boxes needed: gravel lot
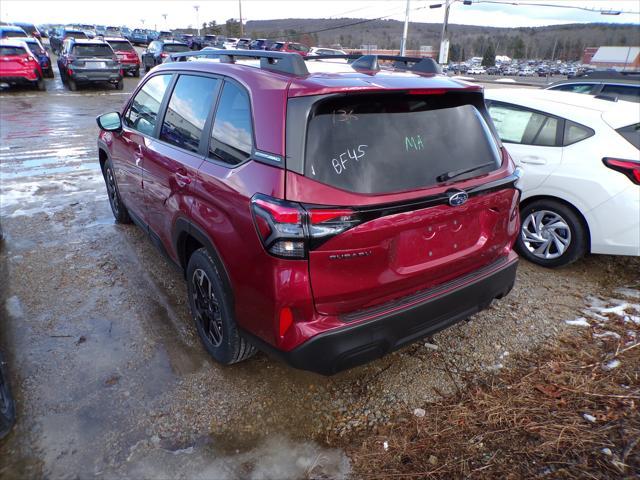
[1,67,638,479]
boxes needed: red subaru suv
[105,37,141,77]
[0,39,45,90]
[96,51,520,375]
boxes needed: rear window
[66,32,87,39]
[0,46,25,55]
[72,44,113,57]
[108,41,134,52]
[25,42,45,55]
[304,93,501,194]
[164,43,189,53]
[617,123,640,150]
[600,84,640,103]
[2,30,28,38]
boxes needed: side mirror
[96,112,122,131]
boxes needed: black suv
[50,28,87,55]
[141,40,190,71]
[57,38,123,91]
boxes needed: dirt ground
[1,70,638,479]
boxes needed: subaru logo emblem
[448,190,468,207]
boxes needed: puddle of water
[108,434,350,480]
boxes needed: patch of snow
[583,413,597,423]
[413,408,426,418]
[5,296,24,318]
[383,441,389,451]
[565,317,590,327]
[603,359,621,371]
[601,448,612,456]
[593,331,621,340]
[614,288,640,300]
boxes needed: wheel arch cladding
[520,194,591,251]
[173,219,235,305]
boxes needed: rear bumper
[120,63,139,71]
[245,255,518,375]
[0,74,38,84]
[70,70,122,83]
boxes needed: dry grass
[348,305,639,479]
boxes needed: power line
[263,4,427,40]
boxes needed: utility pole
[194,5,200,35]
[162,14,168,30]
[239,0,244,36]
[400,0,410,56]
[438,0,451,64]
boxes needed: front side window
[160,75,219,153]
[488,103,560,147]
[124,74,172,136]
[304,93,502,194]
[209,82,253,165]
[1,30,27,39]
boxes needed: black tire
[133,68,140,78]
[0,351,16,440]
[116,79,124,90]
[516,199,587,268]
[186,248,256,365]
[67,77,77,91]
[101,159,131,224]
[36,76,45,91]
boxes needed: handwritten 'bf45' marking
[332,145,368,175]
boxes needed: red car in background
[271,41,310,56]
[0,39,45,90]
[105,37,140,77]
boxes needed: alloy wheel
[191,268,223,347]
[521,209,572,260]
[105,167,120,216]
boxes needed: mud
[1,71,638,479]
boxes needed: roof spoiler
[168,49,442,76]
[309,54,442,74]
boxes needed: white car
[485,89,639,267]
[308,47,347,56]
[467,66,486,75]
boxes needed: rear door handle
[520,156,547,165]
[175,169,191,187]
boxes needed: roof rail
[168,48,310,76]
[308,54,441,74]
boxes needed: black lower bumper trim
[243,258,518,375]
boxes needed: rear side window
[67,32,87,39]
[488,103,560,147]
[209,82,253,165]
[124,74,172,136]
[25,42,45,55]
[600,85,640,103]
[617,123,640,150]
[160,75,219,154]
[563,121,594,146]
[304,93,501,194]
[550,84,595,94]
[0,46,25,55]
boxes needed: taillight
[251,194,360,259]
[21,54,35,64]
[251,195,306,259]
[603,158,640,185]
[160,52,168,58]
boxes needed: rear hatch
[0,46,31,75]
[285,90,518,316]
[72,43,118,70]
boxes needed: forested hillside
[233,18,639,60]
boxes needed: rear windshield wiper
[436,161,496,183]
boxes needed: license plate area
[86,61,106,68]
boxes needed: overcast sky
[2,0,639,30]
